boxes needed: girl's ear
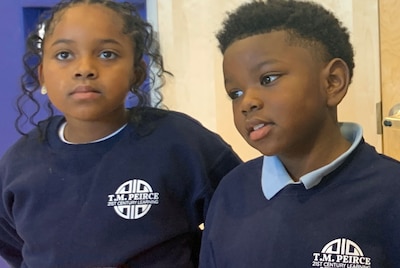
[38,63,44,85]
[323,58,350,107]
[132,60,147,88]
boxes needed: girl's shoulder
[128,107,215,137]
[0,116,63,163]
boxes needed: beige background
[154,0,382,161]
[379,0,400,160]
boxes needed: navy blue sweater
[200,141,400,267]
[0,109,241,267]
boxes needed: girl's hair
[17,0,171,136]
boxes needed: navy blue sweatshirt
[200,141,400,267]
[0,109,242,267]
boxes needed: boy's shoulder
[355,141,400,172]
[215,141,400,193]
[217,156,263,187]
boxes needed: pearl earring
[41,86,47,95]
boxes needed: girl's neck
[59,121,127,144]
[63,111,129,144]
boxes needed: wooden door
[379,0,400,160]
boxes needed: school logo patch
[107,179,160,219]
[312,238,371,268]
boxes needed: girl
[0,0,241,267]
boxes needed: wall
[379,0,400,160]
[0,0,26,158]
[157,0,381,161]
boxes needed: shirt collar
[261,122,363,200]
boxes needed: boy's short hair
[216,0,355,81]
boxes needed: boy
[200,0,400,267]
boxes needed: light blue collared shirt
[261,122,363,200]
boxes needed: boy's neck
[279,132,351,182]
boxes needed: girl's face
[39,3,137,123]
[223,31,333,158]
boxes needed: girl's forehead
[43,3,132,49]
[49,3,124,34]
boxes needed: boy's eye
[56,51,72,60]
[227,89,243,100]
[260,74,279,85]
[99,51,117,59]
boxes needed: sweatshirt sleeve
[0,188,23,267]
[0,157,24,267]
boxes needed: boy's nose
[241,91,263,116]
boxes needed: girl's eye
[227,89,243,100]
[260,74,279,86]
[56,51,72,60]
[99,51,117,59]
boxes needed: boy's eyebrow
[252,59,280,71]
[224,78,232,86]
[50,38,123,47]
[224,59,280,85]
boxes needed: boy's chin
[247,141,276,157]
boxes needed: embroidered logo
[312,238,371,268]
[107,179,159,219]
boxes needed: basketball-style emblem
[107,179,160,220]
[321,238,363,256]
[312,238,371,267]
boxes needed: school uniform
[200,123,400,267]
[0,108,242,268]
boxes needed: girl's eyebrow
[50,39,74,47]
[97,39,123,47]
[50,38,123,47]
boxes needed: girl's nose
[74,58,98,79]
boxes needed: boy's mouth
[253,123,265,131]
[245,120,273,141]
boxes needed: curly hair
[17,0,171,135]
[216,0,354,80]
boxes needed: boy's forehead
[222,31,325,73]
[224,30,291,54]
[226,29,329,63]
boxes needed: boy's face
[223,31,332,157]
[39,4,136,123]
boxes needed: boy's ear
[323,58,350,107]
